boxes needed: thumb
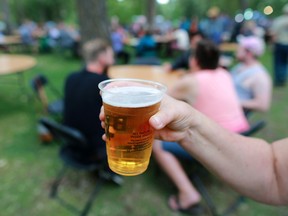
[150,113,166,130]
[149,95,174,130]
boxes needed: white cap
[238,36,265,57]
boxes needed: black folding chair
[31,74,64,116]
[190,120,266,216]
[39,117,122,216]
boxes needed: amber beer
[99,79,166,176]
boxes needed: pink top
[193,68,249,133]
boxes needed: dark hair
[194,40,219,69]
[82,39,110,63]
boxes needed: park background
[1,0,288,215]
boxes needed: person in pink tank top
[153,40,249,214]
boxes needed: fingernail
[151,116,162,129]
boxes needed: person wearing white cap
[231,36,272,114]
[270,3,288,86]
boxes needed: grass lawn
[0,49,288,216]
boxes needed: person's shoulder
[197,68,233,84]
[180,73,195,81]
[245,64,270,87]
[215,68,233,79]
[84,71,108,80]
[252,63,269,75]
[192,70,214,83]
[217,67,230,73]
[171,73,197,96]
[64,70,83,90]
[66,70,82,81]
[174,73,195,88]
[196,68,226,76]
[253,64,271,80]
[97,73,109,82]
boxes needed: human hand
[100,94,198,143]
[149,95,198,142]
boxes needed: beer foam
[102,86,163,107]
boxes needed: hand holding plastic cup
[99,78,166,176]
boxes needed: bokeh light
[157,0,170,4]
[235,13,244,23]
[264,6,273,15]
[244,8,254,20]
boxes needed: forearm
[150,96,285,204]
[241,99,269,112]
[180,110,282,204]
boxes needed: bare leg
[153,140,201,209]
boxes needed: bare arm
[149,95,288,205]
[241,70,272,112]
[168,75,197,104]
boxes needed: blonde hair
[82,39,110,63]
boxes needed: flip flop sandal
[168,195,205,215]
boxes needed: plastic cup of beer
[99,78,166,176]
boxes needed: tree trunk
[239,0,248,12]
[76,0,111,44]
[0,0,12,34]
[146,0,156,31]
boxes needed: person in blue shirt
[111,25,130,64]
[136,30,157,57]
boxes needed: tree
[9,0,75,24]
[146,0,156,30]
[76,0,111,44]
[108,0,145,25]
[239,0,248,12]
[0,0,12,34]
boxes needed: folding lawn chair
[39,117,123,216]
[31,74,64,117]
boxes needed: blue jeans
[162,141,194,161]
[274,43,288,85]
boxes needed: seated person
[171,27,190,51]
[153,40,249,214]
[63,39,113,162]
[163,31,204,72]
[136,30,157,57]
[111,25,130,64]
[231,36,272,114]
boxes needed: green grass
[0,49,288,216]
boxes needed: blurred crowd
[108,6,276,66]
[15,20,80,56]
[0,6,273,56]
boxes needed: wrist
[178,103,203,146]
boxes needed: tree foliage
[8,0,75,24]
[107,0,146,24]
[5,0,287,26]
